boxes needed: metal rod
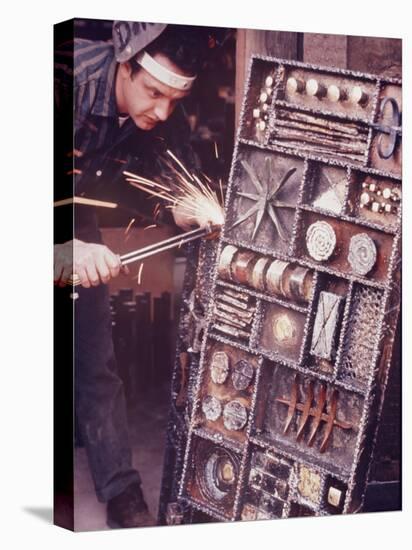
[120,226,209,261]
[120,227,212,265]
[69,225,219,287]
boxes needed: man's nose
[154,99,173,121]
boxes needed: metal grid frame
[159,56,401,525]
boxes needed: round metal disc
[348,233,377,276]
[223,400,248,431]
[202,395,222,421]
[306,221,336,262]
[232,360,254,391]
[210,351,230,384]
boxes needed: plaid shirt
[54,37,196,239]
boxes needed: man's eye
[150,90,161,99]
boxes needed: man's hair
[129,25,210,78]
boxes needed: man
[54,21,211,529]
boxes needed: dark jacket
[54,38,197,242]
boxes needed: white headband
[135,51,196,91]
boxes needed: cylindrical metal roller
[265,259,289,297]
[218,245,238,281]
[248,256,270,292]
[232,250,258,285]
[283,265,314,302]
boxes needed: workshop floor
[74,385,170,532]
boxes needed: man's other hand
[172,196,224,231]
[172,197,210,231]
[54,239,125,288]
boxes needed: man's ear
[119,61,132,80]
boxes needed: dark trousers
[74,282,141,502]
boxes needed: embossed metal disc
[232,360,254,391]
[223,400,248,431]
[196,441,240,504]
[306,221,336,261]
[348,233,377,276]
[202,395,222,421]
[210,351,230,384]
[272,313,297,344]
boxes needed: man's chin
[134,117,158,131]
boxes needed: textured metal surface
[202,395,222,421]
[340,285,384,386]
[232,360,254,391]
[306,221,337,261]
[223,400,248,431]
[348,233,377,276]
[160,56,401,525]
[210,351,230,384]
[310,291,344,360]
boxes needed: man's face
[116,53,191,131]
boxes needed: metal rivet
[327,84,344,102]
[306,78,326,98]
[360,192,370,205]
[328,486,343,507]
[286,76,305,94]
[349,85,368,106]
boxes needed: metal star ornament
[230,157,297,241]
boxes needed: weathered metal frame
[159,55,401,524]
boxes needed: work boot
[107,482,156,529]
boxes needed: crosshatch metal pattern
[159,56,401,525]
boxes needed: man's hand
[172,201,196,231]
[54,239,124,288]
[172,196,214,231]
